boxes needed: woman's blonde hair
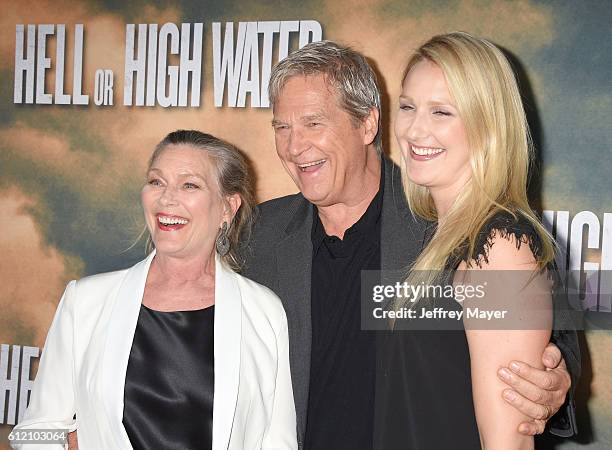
[400,32,555,301]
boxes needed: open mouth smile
[410,144,445,160]
[156,213,189,231]
[297,159,326,172]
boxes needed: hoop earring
[216,221,230,256]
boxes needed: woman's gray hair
[146,130,255,272]
[268,40,383,155]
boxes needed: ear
[362,107,380,147]
[222,193,242,225]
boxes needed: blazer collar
[212,256,242,450]
[276,199,313,442]
[101,251,241,450]
[380,156,428,277]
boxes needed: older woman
[376,32,559,449]
[11,130,297,450]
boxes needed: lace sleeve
[467,210,543,268]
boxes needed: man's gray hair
[268,40,382,155]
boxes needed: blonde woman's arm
[10,281,78,450]
[458,234,552,450]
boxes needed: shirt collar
[311,158,385,253]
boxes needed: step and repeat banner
[1,0,610,448]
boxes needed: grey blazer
[242,156,580,446]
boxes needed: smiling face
[272,75,377,207]
[395,60,472,206]
[141,145,235,260]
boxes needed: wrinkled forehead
[273,73,344,114]
[150,143,210,166]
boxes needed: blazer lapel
[274,199,313,443]
[101,252,242,450]
[101,251,155,449]
[381,158,427,280]
[212,255,242,450]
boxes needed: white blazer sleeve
[262,311,298,450]
[10,280,78,449]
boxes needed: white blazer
[12,252,297,450]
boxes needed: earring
[216,221,230,256]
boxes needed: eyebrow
[302,113,327,122]
[271,112,328,127]
[147,168,207,181]
[399,95,456,107]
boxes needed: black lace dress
[374,211,544,450]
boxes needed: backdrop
[1,0,610,449]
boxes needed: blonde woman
[376,33,571,449]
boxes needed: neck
[151,249,216,283]
[317,153,381,239]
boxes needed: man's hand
[497,342,571,435]
[68,431,78,450]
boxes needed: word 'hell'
[14,24,88,105]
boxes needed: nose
[405,111,429,141]
[287,128,309,157]
[159,185,179,206]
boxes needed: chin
[405,170,429,188]
[299,183,329,204]
[302,193,327,206]
[152,241,186,255]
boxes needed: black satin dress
[123,304,214,450]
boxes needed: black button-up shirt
[304,161,384,450]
